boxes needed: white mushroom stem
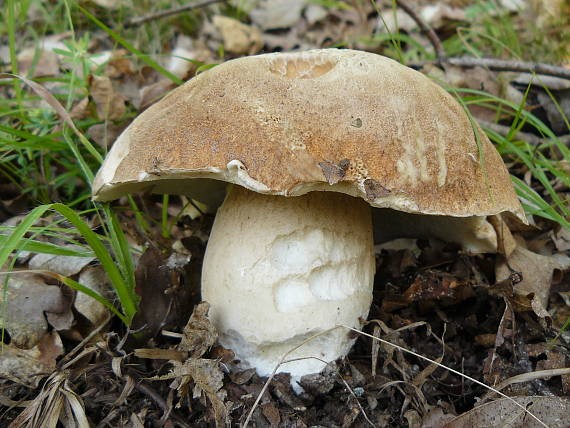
[202,186,375,385]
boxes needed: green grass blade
[0,235,94,257]
[0,203,137,323]
[101,204,137,306]
[46,272,128,325]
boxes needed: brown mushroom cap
[92,49,525,221]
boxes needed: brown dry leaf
[89,74,126,121]
[9,371,89,427]
[261,402,280,427]
[441,396,569,428]
[0,331,64,388]
[421,407,456,428]
[496,245,570,309]
[87,122,129,149]
[70,97,90,120]
[178,302,217,359]
[402,271,470,304]
[528,0,568,29]
[527,343,570,394]
[212,16,263,55]
[551,227,570,252]
[17,48,59,77]
[171,359,229,428]
[103,50,136,78]
[488,214,517,257]
[0,273,71,348]
[139,79,175,110]
[74,265,113,326]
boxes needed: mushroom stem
[202,185,375,384]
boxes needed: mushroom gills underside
[373,208,498,253]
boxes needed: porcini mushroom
[92,49,526,385]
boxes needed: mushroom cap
[92,49,525,221]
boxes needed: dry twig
[439,57,570,80]
[126,0,227,26]
[389,0,570,80]
[390,0,446,61]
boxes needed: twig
[390,0,446,62]
[384,1,570,80]
[479,120,570,146]
[440,57,570,80]
[343,325,549,428]
[126,0,227,26]
[480,367,570,402]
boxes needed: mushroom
[92,49,526,385]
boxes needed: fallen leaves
[496,245,569,310]
[88,74,126,121]
[212,16,263,56]
[440,396,570,428]
[143,302,230,428]
[0,273,71,349]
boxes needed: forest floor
[0,1,569,427]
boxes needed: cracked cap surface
[92,49,525,221]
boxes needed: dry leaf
[0,331,64,388]
[261,402,281,427]
[403,271,469,303]
[70,97,90,120]
[442,396,570,428]
[421,407,456,428]
[551,227,570,252]
[74,266,113,326]
[179,302,217,359]
[17,48,59,77]
[89,74,126,121]
[419,4,466,29]
[87,122,128,149]
[527,343,570,394]
[171,359,229,427]
[212,16,263,55]
[103,50,136,78]
[250,0,308,30]
[496,245,569,309]
[167,36,199,79]
[0,273,70,348]
[139,79,175,110]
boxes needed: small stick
[391,0,446,62]
[439,57,570,80]
[126,0,227,26]
[387,1,570,80]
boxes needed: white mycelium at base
[202,186,375,386]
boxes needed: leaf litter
[1,0,570,426]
